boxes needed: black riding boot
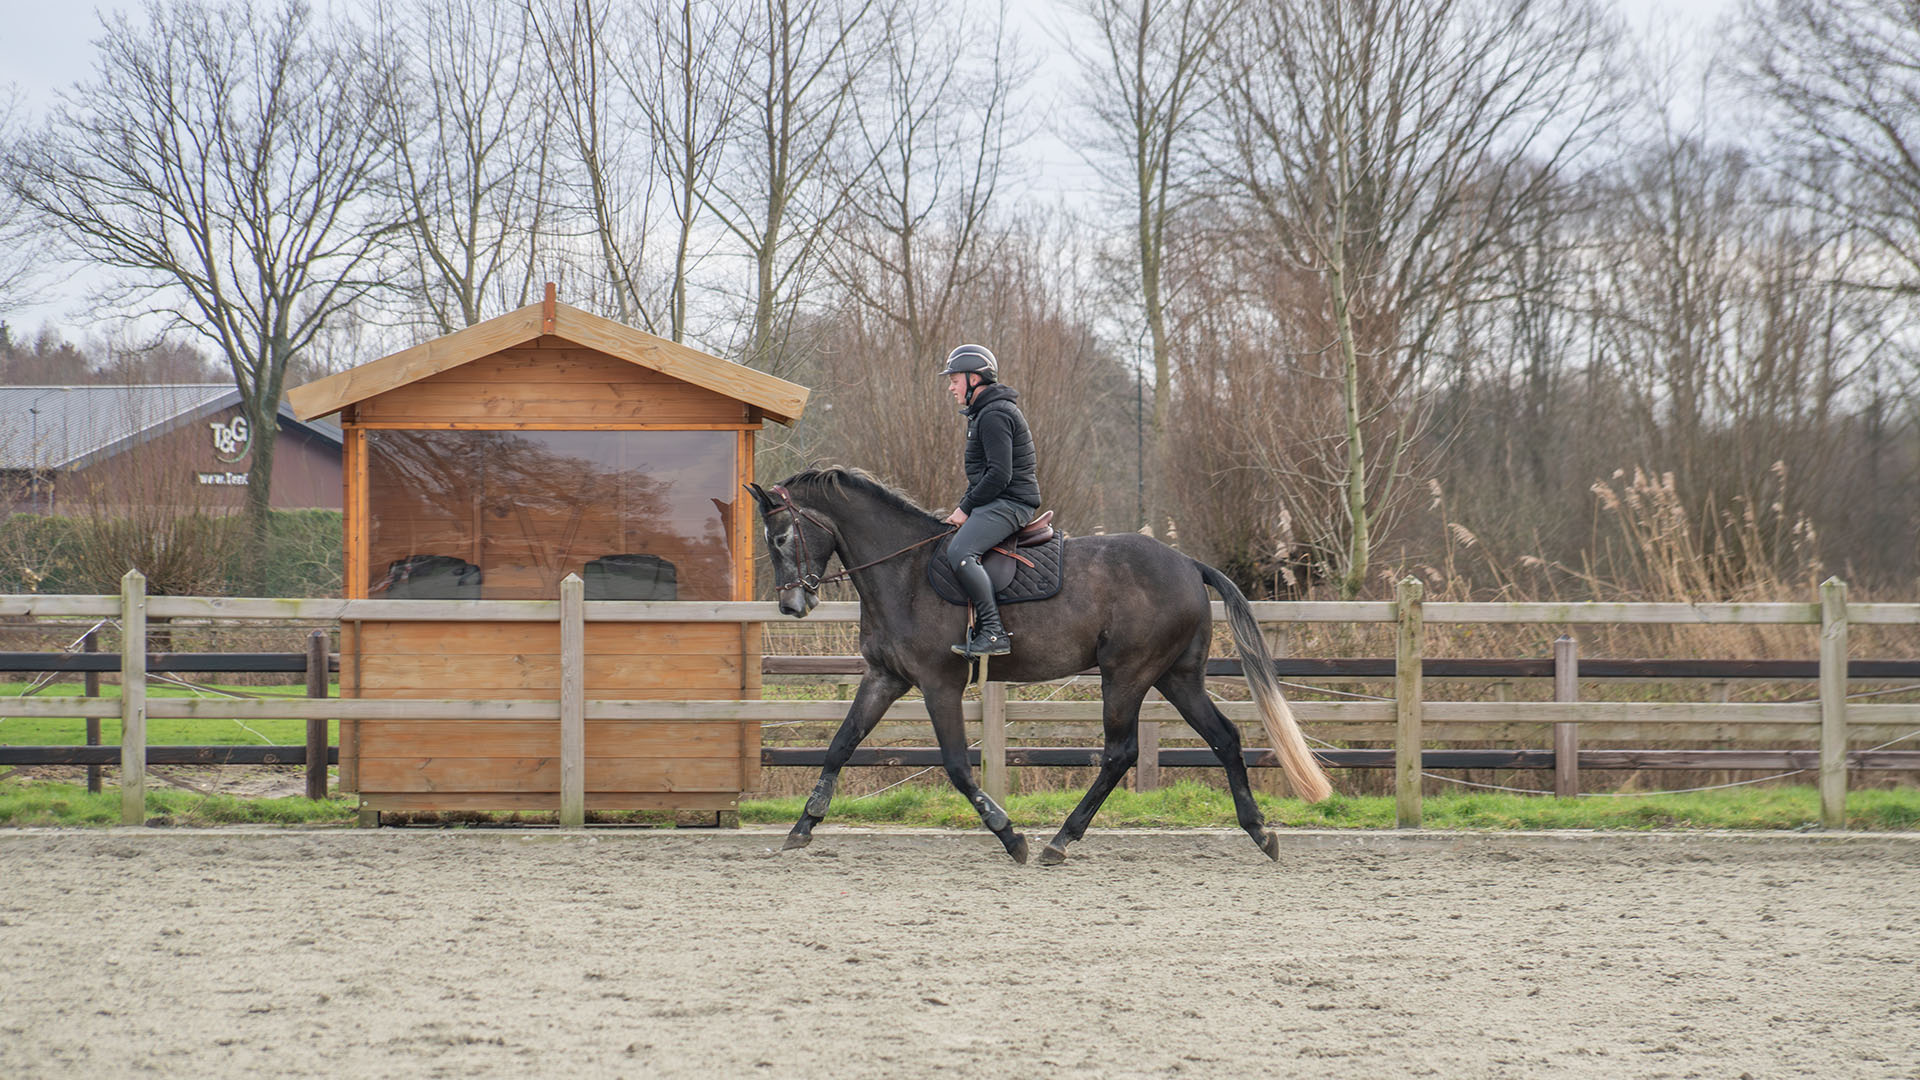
[952,555,1011,657]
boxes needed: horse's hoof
[782,831,813,851]
[1036,842,1068,866]
[1007,834,1029,865]
[1260,831,1280,861]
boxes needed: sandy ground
[1,827,1917,1080]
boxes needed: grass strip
[4,778,1917,830]
[0,781,357,827]
[741,781,1920,831]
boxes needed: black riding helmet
[940,343,998,383]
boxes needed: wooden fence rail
[1,574,1916,826]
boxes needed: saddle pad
[927,534,1066,606]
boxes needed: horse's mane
[779,466,939,524]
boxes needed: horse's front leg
[924,676,1029,864]
[784,667,910,851]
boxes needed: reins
[766,484,953,595]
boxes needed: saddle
[927,511,1066,606]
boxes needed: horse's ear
[744,482,772,511]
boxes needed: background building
[0,385,341,515]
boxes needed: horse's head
[746,481,836,618]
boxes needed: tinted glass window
[366,430,735,600]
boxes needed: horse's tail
[1195,561,1333,803]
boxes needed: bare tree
[0,326,94,384]
[618,0,754,343]
[1065,0,1237,527]
[374,0,558,332]
[1734,0,1920,579]
[707,0,886,377]
[526,0,666,330]
[1210,0,1623,597]
[828,0,1028,359]
[10,0,394,573]
[0,86,53,317]
[1738,0,1920,296]
[1585,128,1895,563]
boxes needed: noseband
[764,484,954,596]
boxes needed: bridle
[764,484,954,596]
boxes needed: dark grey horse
[748,468,1332,864]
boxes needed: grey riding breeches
[948,498,1037,571]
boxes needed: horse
[747,468,1332,864]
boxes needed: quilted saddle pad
[926,533,1066,606]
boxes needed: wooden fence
[2,572,1918,829]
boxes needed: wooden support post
[1553,634,1580,798]
[120,570,147,826]
[1819,577,1849,829]
[982,668,1007,806]
[1394,576,1424,828]
[305,630,329,800]
[84,629,101,794]
[560,573,586,828]
[1135,720,1161,792]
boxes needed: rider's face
[947,372,971,406]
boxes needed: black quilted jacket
[958,384,1040,513]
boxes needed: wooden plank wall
[343,620,758,806]
[353,343,749,425]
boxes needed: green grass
[743,780,1920,832]
[0,781,357,827]
[4,769,1918,832]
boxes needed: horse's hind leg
[1036,677,1148,866]
[924,679,1028,864]
[1156,666,1279,860]
[785,667,910,851]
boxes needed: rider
[941,343,1040,657]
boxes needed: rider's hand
[944,508,968,525]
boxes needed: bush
[254,509,341,597]
[0,508,341,597]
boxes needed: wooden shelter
[287,288,807,816]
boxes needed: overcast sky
[3,0,1736,337]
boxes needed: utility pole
[1135,366,1145,531]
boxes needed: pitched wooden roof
[286,298,809,424]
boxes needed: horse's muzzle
[778,587,818,618]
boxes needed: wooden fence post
[1819,577,1849,829]
[560,573,586,828]
[84,629,101,794]
[1395,576,1424,828]
[305,630,329,800]
[1135,719,1161,792]
[120,570,146,826]
[982,676,1007,805]
[1553,634,1580,798]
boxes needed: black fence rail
[0,652,341,674]
[0,632,336,799]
